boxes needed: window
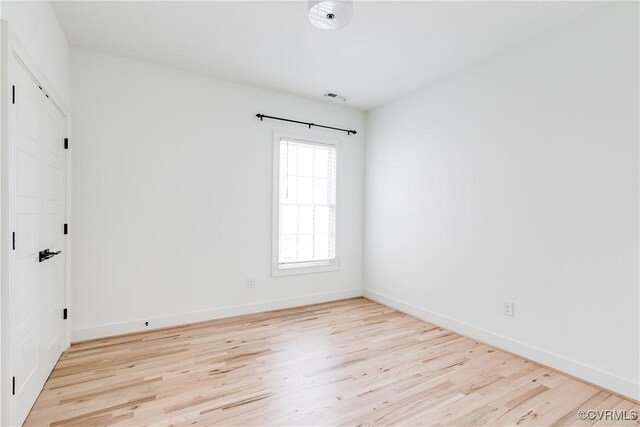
[273,133,338,275]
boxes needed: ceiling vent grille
[324,93,347,102]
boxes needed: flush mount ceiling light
[308,1,353,30]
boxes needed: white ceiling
[52,1,602,110]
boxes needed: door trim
[0,21,71,426]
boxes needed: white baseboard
[363,289,639,401]
[71,288,363,342]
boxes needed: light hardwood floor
[25,298,638,426]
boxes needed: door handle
[39,249,61,263]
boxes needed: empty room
[0,0,638,426]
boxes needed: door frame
[0,21,71,425]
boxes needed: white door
[8,57,67,426]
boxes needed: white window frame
[272,130,341,276]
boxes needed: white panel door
[9,57,67,426]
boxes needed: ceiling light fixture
[308,1,353,30]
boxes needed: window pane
[298,235,314,260]
[315,206,329,233]
[314,178,328,204]
[314,149,329,178]
[279,235,297,263]
[280,176,297,204]
[328,233,336,258]
[298,206,314,234]
[314,234,329,260]
[297,146,313,177]
[280,142,297,176]
[297,177,313,204]
[328,155,336,203]
[281,205,297,234]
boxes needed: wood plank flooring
[24,298,639,426]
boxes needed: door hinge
[63,308,68,320]
[64,224,68,235]
[64,138,69,150]
[12,232,15,250]
[12,85,15,104]
[12,376,15,395]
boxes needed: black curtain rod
[256,113,357,135]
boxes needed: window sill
[272,261,339,277]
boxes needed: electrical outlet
[503,302,514,317]
[247,278,255,289]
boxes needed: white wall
[0,1,70,105]
[70,48,364,341]
[364,3,639,399]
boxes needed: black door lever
[39,249,61,263]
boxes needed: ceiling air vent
[324,92,347,102]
